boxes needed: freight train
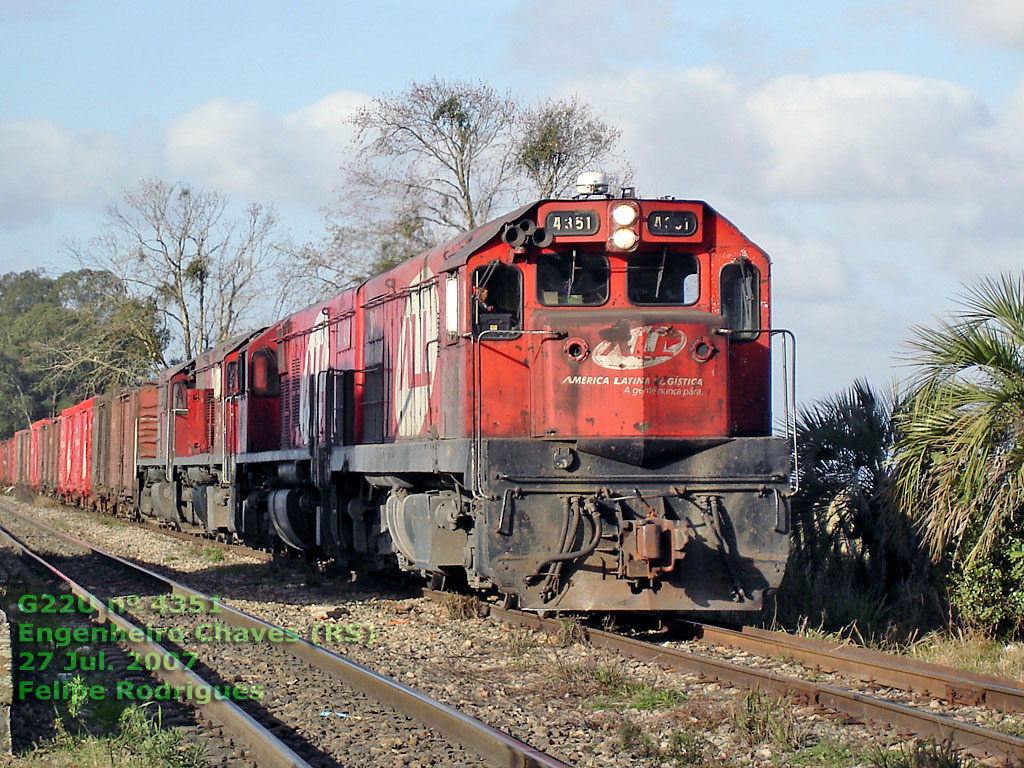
[1,174,796,612]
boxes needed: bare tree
[348,78,521,234]
[515,96,624,199]
[298,81,628,298]
[72,179,289,361]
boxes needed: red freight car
[58,398,94,506]
[91,384,157,514]
[39,417,60,493]
[14,429,30,487]
[29,419,51,490]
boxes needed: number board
[647,210,699,236]
[545,210,599,236]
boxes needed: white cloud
[0,118,137,228]
[164,91,367,205]
[748,72,989,200]
[569,68,992,205]
[912,0,1024,49]
[762,234,849,301]
[504,0,674,73]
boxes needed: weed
[908,628,1024,681]
[786,741,864,767]
[65,674,89,719]
[506,626,540,655]
[665,728,706,765]
[870,738,978,768]
[626,684,688,710]
[992,718,1024,739]
[98,517,126,527]
[442,592,479,621]
[555,616,588,646]
[618,719,659,760]
[730,688,801,749]
[618,719,706,766]
[36,704,208,767]
[552,658,686,709]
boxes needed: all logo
[299,309,331,446]
[395,268,439,436]
[592,323,687,370]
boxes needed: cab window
[628,250,699,305]
[472,262,522,334]
[720,261,760,341]
[537,250,609,306]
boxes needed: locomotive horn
[517,219,537,237]
[532,227,553,247]
[501,223,527,247]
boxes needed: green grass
[17,703,208,768]
[869,739,978,768]
[730,688,802,749]
[784,741,867,767]
[552,658,687,710]
[617,720,708,766]
[906,629,1024,680]
[198,545,225,563]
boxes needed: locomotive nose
[531,310,729,439]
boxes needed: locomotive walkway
[0,506,571,768]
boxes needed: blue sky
[2,0,1023,403]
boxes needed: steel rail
[0,507,571,768]
[675,619,1024,713]
[0,522,311,768]
[440,594,1024,765]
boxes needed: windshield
[536,250,609,306]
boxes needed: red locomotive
[3,177,795,612]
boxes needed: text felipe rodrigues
[19,678,263,704]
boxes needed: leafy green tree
[0,269,165,438]
[0,270,56,433]
[778,380,939,636]
[38,269,166,396]
[893,273,1024,634]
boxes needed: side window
[628,250,699,305]
[472,262,522,334]
[226,354,247,396]
[171,381,188,411]
[445,273,459,341]
[720,261,760,341]
[250,348,281,396]
[537,250,609,306]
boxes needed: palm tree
[893,273,1024,564]
[779,381,936,635]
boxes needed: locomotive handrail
[471,327,566,498]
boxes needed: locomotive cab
[457,192,792,611]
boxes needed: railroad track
[12,494,1024,764]
[424,591,1024,766]
[0,506,571,768]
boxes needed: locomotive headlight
[611,202,639,226]
[611,227,639,250]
